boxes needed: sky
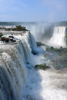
[0,0,67,22]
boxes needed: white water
[0,30,67,100]
[48,26,66,47]
[24,68,67,100]
[1,24,67,47]
[15,32,44,66]
[0,32,45,100]
[0,45,27,100]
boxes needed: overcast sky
[0,0,67,22]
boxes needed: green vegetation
[5,25,28,31]
[5,28,11,31]
[35,64,50,70]
[46,46,63,53]
[58,21,67,26]
[37,42,45,46]
[12,25,28,31]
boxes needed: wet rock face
[9,36,14,38]
[9,38,16,42]
[0,35,16,43]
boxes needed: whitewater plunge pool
[0,31,67,100]
[24,68,67,100]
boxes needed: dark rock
[10,38,16,42]
[9,36,14,38]
[1,37,9,42]
[32,51,39,55]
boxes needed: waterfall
[48,26,66,47]
[0,30,44,100]
[22,31,44,54]
[0,44,27,100]
[0,25,67,100]
[16,41,26,64]
[20,32,44,66]
[22,31,38,53]
[0,23,67,100]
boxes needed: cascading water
[21,24,67,48]
[48,26,66,47]
[0,31,45,100]
[0,24,67,100]
[23,31,44,54]
[0,43,27,100]
[16,41,26,64]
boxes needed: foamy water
[24,68,67,100]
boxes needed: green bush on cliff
[12,25,28,31]
[46,46,63,53]
[35,64,50,70]
[5,25,28,31]
[46,46,55,51]
[37,42,45,46]
[5,28,12,31]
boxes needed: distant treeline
[0,22,37,26]
[52,21,67,26]
[0,21,67,26]
[58,21,67,26]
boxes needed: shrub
[5,25,28,31]
[50,46,54,50]
[12,25,28,31]
[5,28,12,31]
[46,46,64,53]
[37,42,45,46]
[35,64,50,70]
